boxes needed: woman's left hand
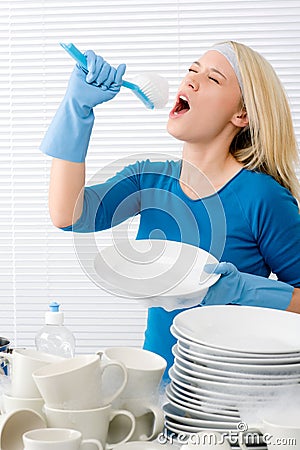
[201,262,294,310]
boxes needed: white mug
[2,393,45,417]
[99,347,166,403]
[44,403,135,449]
[120,399,164,441]
[0,348,64,398]
[0,408,47,450]
[32,354,127,409]
[23,428,102,450]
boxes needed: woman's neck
[179,142,244,199]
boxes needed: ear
[231,107,249,128]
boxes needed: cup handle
[106,409,136,450]
[143,405,164,440]
[101,360,128,405]
[81,438,103,450]
[121,400,164,441]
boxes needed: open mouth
[171,94,190,116]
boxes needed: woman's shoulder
[228,170,299,238]
[238,168,282,189]
[235,169,298,206]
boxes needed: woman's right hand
[40,50,126,163]
[66,50,126,109]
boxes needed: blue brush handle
[60,43,89,71]
[60,43,136,89]
[60,43,154,109]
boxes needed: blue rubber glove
[202,262,294,310]
[40,50,126,163]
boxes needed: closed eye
[209,76,220,84]
[189,68,220,84]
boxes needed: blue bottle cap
[45,302,64,325]
[49,302,60,312]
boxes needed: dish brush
[60,42,168,109]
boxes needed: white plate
[172,365,293,396]
[170,382,241,411]
[165,386,240,422]
[172,326,300,360]
[164,418,237,434]
[169,383,240,416]
[170,369,241,400]
[169,368,287,404]
[167,392,239,419]
[166,399,239,425]
[173,306,300,354]
[166,385,239,419]
[170,323,300,364]
[170,369,251,402]
[94,239,220,303]
[163,403,239,429]
[173,345,300,379]
[169,381,239,408]
[176,341,300,366]
[174,358,300,385]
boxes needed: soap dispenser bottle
[35,301,75,358]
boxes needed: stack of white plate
[163,305,300,448]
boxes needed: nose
[184,73,200,91]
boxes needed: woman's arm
[49,159,85,228]
[202,262,294,310]
[40,52,126,228]
[286,287,300,314]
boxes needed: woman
[40,41,300,374]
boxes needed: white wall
[1,0,299,352]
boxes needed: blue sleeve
[61,161,142,233]
[248,177,300,287]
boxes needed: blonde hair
[227,41,300,204]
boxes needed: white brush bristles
[133,72,169,109]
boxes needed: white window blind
[1,0,299,352]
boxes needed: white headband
[210,42,244,97]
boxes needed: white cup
[0,408,47,450]
[44,403,135,449]
[0,348,64,398]
[33,354,127,409]
[121,399,164,441]
[100,347,166,403]
[2,392,45,417]
[23,428,102,450]
[239,415,300,450]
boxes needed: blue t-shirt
[62,159,300,374]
